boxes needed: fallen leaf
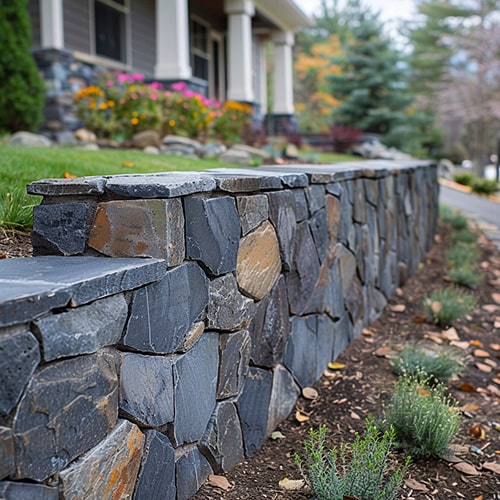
[424,333,444,344]
[207,474,231,491]
[492,293,500,304]
[328,362,346,370]
[431,301,443,313]
[278,478,305,491]
[470,422,486,440]
[442,327,459,340]
[474,496,483,500]
[484,358,497,367]
[374,346,394,358]
[451,340,471,350]
[453,462,480,475]
[295,410,309,423]
[323,369,338,379]
[483,304,499,313]
[334,397,348,405]
[460,403,481,413]
[494,321,500,328]
[122,161,135,167]
[413,315,427,324]
[474,349,490,358]
[449,444,470,455]
[482,462,500,474]
[490,343,500,351]
[64,172,76,178]
[469,339,484,347]
[487,384,500,397]
[0,253,8,259]
[459,382,477,393]
[404,478,429,492]
[361,328,373,336]
[271,431,285,440]
[302,387,319,400]
[476,362,493,373]
[389,304,406,313]
[350,411,361,420]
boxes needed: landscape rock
[233,143,271,159]
[185,196,241,276]
[200,142,227,158]
[306,185,325,215]
[7,131,51,148]
[132,129,161,148]
[283,143,299,160]
[0,481,58,499]
[123,262,209,353]
[293,189,309,222]
[34,293,127,361]
[13,351,118,481]
[162,134,202,153]
[309,208,328,261]
[0,428,14,480]
[144,145,160,154]
[60,420,144,500]
[161,144,198,158]
[236,221,281,300]
[180,321,205,352]
[74,128,97,142]
[236,195,269,235]
[175,446,213,500]
[120,353,174,427]
[220,148,254,166]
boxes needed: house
[28,0,313,135]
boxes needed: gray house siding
[63,0,91,54]
[131,0,156,76]
[28,0,41,47]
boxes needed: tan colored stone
[326,195,341,240]
[237,221,281,300]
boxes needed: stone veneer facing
[0,160,438,499]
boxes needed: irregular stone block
[120,353,174,428]
[28,176,106,196]
[32,202,91,255]
[34,294,127,361]
[201,401,245,472]
[212,172,262,192]
[364,178,379,206]
[175,446,213,500]
[180,321,205,353]
[317,315,336,373]
[353,178,366,223]
[339,184,353,244]
[13,351,118,481]
[0,330,40,417]
[326,182,343,197]
[266,365,300,435]
[267,190,296,271]
[332,314,353,361]
[218,331,251,399]
[123,262,209,353]
[236,221,281,300]
[133,430,175,500]
[236,367,273,456]
[338,244,357,295]
[309,208,328,262]
[249,276,290,367]
[0,428,14,480]
[236,195,269,235]
[293,189,309,222]
[60,420,144,500]
[185,196,241,276]
[286,222,320,316]
[173,332,219,445]
[326,194,342,241]
[345,277,364,325]
[207,274,254,331]
[305,184,325,215]
[0,481,58,499]
[89,199,185,265]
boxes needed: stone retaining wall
[0,161,438,499]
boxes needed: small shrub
[438,205,468,230]
[448,265,483,288]
[453,172,474,186]
[424,286,476,327]
[451,228,478,245]
[295,421,409,500]
[382,376,461,458]
[447,243,479,267]
[471,178,498,196]
[393,345,461,384]
[0,187,36,229]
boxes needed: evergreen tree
[0,0,45,132]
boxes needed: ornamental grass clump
[424,286,476,327]
[382,376,461,459]
[451,228,479,245]
[295,421,409,500]
[438,205,468,230]
[0,187,36,229]
[447,243,479,268]
[393,345,461,384]
[448,265,483,289]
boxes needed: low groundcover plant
[424,286,476,327]
[295,420,409,500]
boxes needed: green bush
[382,377,461,458]
[448,265,483,288]
[424,286,476,327]
[295,422,409,500]
[453,172,474,186]
[0,0,45,132]
[451,229,478,245]
[393,345,461,384]
[438,205,468,230]
[447,243,479,267]
[471,178,498,196]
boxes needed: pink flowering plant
[73,73,252,143]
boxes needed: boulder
[7,132,51,148]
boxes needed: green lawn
[0,144,358,229]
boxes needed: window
[94,0,127,63]
[190,19,209,82]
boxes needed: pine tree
[0,0,45,132]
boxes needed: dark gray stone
[293,189,309,222]
[175,446,213,500]
[201,401,245,472]
[206,274,254,331]
[345,277,364,325]
[326,182,343,197]
[249,276,290,367]
[120,353,174,427]
[236,367,273,457]
[338,185,353,245]
[185,196,241,276]
[123,262,209,354]
[32,203,91,255]
[364,178,379,206]
[305,184,325,215]
[34,294,127,361]
[0,330,40,417]
[332,313,353,361]
[286,221,321,316]
[309,208,328,262]
[173,332,219,445]
[28,176,107,196]
[236,195,269,236]
[267,365,300,434]
[0,481,58,499]
[212,172,262,192]
[267,190,296,271]
[12,351,118,481]
[254,168,308,187]
[317,315,336,373]
[0,428,14,480]
[218,330,251,399]
[133,431,176,500]
[353,178,366,223]
[0,256,166,327]
[104,172,216,198]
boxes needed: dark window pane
[95,1,125,62]
[193,54,208,81]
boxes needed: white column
[272,31,295,114]
[155,0,192,80]
[258,39,268,114]
[40,0,64,49]
[225,0,255,102]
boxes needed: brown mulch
[2,224,499,499]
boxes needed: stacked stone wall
[0,160,438,499]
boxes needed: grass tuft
[448,265,483,288]
[0,187,38,229]
[439,205,468,230]
[424,286,476,327]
